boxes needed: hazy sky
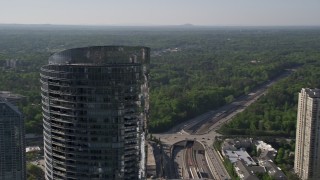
[1,0,319,26]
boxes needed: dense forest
[219,62,320,137]
[0,25,320,134]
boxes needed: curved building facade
[40,46,149,180]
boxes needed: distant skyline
[1,0,320,26]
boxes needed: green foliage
[221,63,320,137]
[26,152,38,161]
[275,148,285,164]
[26,163,44,180]
[246,144,257,157]
[256,172,275,180]
[148,28,320,132]
[269,139,296,175]
[223,158,240,180]
[23,104,43,134]
[1,25,320,134]
[285,172,300,180]
[213,137,223,151]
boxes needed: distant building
[40,46,149,180]
[0,99,26,180]
[5,59,18,69]
[294,88,320,180]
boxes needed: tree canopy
[0,25,320,133]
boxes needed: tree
[275,148,285,164]
[26,163,44,180]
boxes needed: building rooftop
[302,88,320,98]
[249,166,266,174]
[260,160,287,180]
[256,141,277,152]
[259,150,277,161]
[0,91,26,105]
[222,138,252,151]
[48,46,150,65]
[0,99,22,116]
[0,91,25,99]
[224,149,256,166]
[222,138,287,180]
[26,146,41,153]
[234,160,259,180]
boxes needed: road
[190,85,266,135]
[172,141,214,179]
[154,131,228,179]
[152,69,296,179]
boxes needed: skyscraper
[40,46,149,180]
[0,99,26,180]
[294,88,320,180]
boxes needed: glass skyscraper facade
[0,99,26,180]
[40,46,149,180]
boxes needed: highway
[183,69,294,135]
[155,132,229,179]
[172,141,214,179]
[189,85,266,135]
[152,69,296,179]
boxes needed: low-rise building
[224,149,256,165]
[234,160,259,180]
[222,138,287,180]
[26,146,41,153]
[259,160,286,180]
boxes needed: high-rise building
[0,99,26,180]
[294,88,320,180]
[40,46,149,180]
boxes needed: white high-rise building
[294,88,320,180]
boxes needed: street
[152,69,296,179]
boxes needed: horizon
[1,0,320,26]
[1,23,320,28]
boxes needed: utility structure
[40,46,149,180]
[294,88,320,180]
[0,99,26,180]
